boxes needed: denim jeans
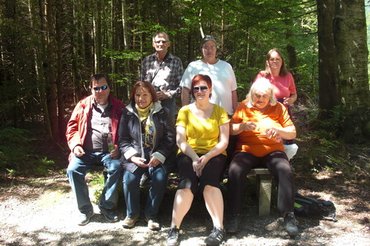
[66,152,122,214]
[123,165,167,219]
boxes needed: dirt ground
[0,163,369,246]
[1,122,369,246]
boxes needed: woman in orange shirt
[226,77,299,237]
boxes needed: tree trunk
[334,0,370,110]
[55,0,65,143]
[45,0,59,141]
[317,0,340,116]
[317,0,370,142]
[1,0,18,126]
[334,0,370,142]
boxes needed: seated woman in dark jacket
[118,81,176,231]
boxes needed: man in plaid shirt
[140,31,183,119]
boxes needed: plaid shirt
[140,52,183,97]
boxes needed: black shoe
[284,212,299,237]
[204,227,225,246]
[100,207,119,223]
[78,210,94,226]
[166,227,180,246]
[226,215,240,234]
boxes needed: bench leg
[258,175,272,216]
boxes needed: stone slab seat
[248,168,272,216]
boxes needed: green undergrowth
[293,128,369,182]
[0,127,57,177]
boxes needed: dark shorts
[176,153,227,194]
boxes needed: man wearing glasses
[66,74,125,226]
[140,31,183,119]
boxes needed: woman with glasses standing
[256,48,297,112]
[254,48,298,160]
[167,74,229,246]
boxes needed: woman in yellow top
[226,77,299,237]
[167,74,229,246]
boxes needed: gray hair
[152,32,170,42]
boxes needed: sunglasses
[93,85,108,92]
[193,86,208,92]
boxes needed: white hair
[246,77,277,108]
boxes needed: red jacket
[66,95,125,154]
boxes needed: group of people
[66,31,299,246]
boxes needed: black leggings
[177,153,226,195]
[227,151,294,215]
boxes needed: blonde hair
[246,77,277,108]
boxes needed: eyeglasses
[154,40,168,44]
[269,58,281,62]
[193,86,208,92]
[93,85,108,92]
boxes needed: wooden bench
[248,168,273,216]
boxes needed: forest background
[0,0,369,190]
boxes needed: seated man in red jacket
[66,74,125,226]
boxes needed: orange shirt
[231,100,293,157]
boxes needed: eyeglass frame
[154,40,168,44]
[92,85,109,92]
[192,86,209,92]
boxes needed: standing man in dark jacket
[140,31,183,119]
[66,74,125,226]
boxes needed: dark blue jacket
[118,101,176,173]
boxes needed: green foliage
[295,100,369,174]
[90,172,105,204]
[0,128,32,172]
[298,122,346,174]
[104,49,143,61]
[35,157,55,176]
[0,127,56,177]
[6,168,16,177]
[310,105,370,143]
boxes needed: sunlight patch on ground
[330,232,370,246]
[36,190,65,208]
[38,231,62,244]
[314,170,342,180]
[224,235,289,246]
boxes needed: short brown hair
[130,81,158,103]
[90,73,110,88]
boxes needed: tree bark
[45,0,59,141]
[317,0,370,142]
[317,0,340,116]
[334,0,370,110]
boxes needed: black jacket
[118,101,176,173]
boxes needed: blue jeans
[123,165,167,219]
[66,152,122,214]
